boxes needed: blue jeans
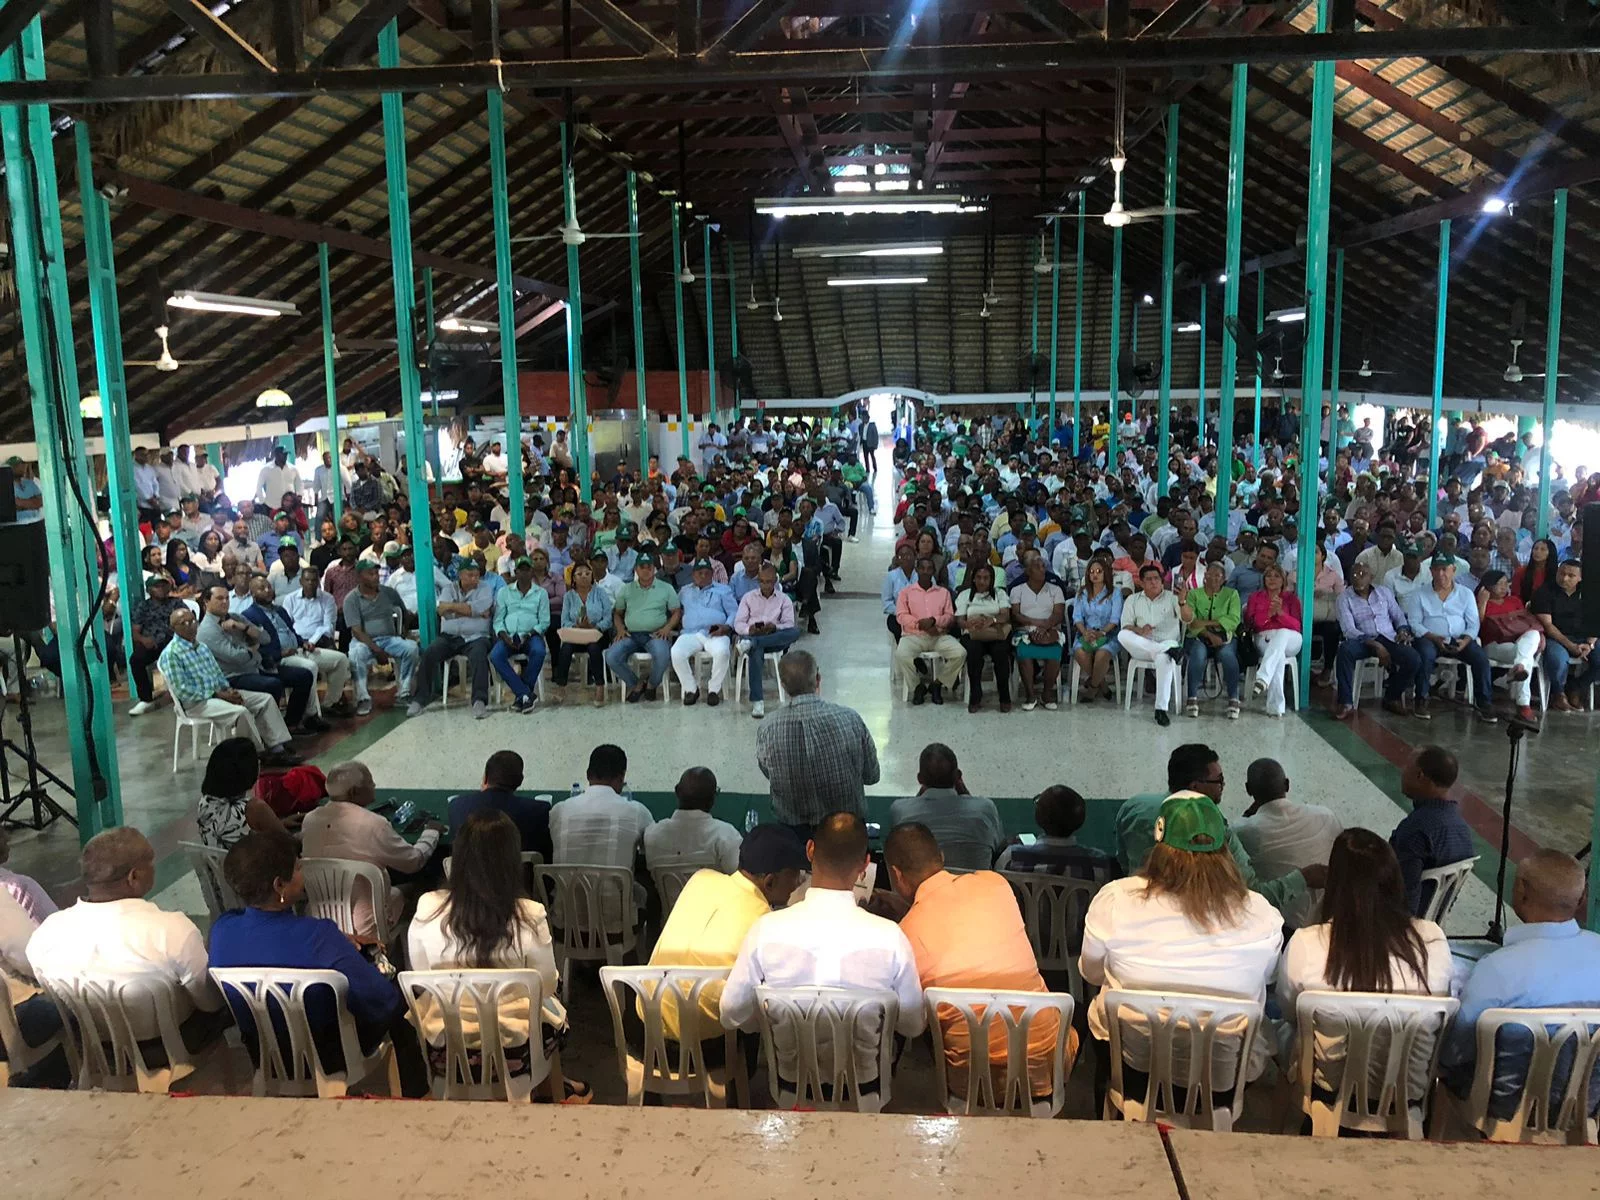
[490,635,548,703]
[1414,636,1494,708]
[1335,634,1420,706]
[230,664,314,725]
[348,635,418,702]
[743,627,802,701]
[1542,641,1597,693]
[605,631,671,688]
[1183,636,1240,700]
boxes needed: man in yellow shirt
[644,824,810,1051]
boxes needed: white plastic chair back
[179,839,239,924]
[533,864,639,1000]
[1440,1007,1600,1144]
[1101,987,1264,1131]
[210,966,399,1098]
[1417,856,1478,926]
[301,856,392,945]
[34,968,203,1093]
[395,968,558,1102]
[651,863,713,920]
[753,984,899,1113]
[1291,990,1460,1138]
[924,986,1075,1117]
[442,849,543,883]
[999,870,1104,1002]
[168,685,239,772]
[598,965,742,1107]
[0,980,65,1088]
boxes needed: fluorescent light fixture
[755,195,982,218]
[1481,196,1508,214]
[439,317,495,334]
[79,392,103,420]
[168,290,298,318]
[833,180,872,193]
[419,389,461,402]
[1175,321,1203,333]
[825,275,929,287]
[794,242,944,260]
[874,179,910,192]
[1269,306,1307,323]
[255,388,292,408]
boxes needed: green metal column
[726,241,742,436]
[1108,226,1123,465]
[670,203,691,458]
[1295,4,1336,704]
[1426,220,1451,528]
[317,244,344,531]
[1071,191,1086,455]
[1328,249,1344,416]
[1215,63,1247,540]
[76,125,142,644]
[421,266,443,484]
[560,124,591,501]
[703,222,717,437]
[1047,217,1062,439]
[378,22,436,643]
[626,172,650,469]
[487,91,525,537]
[1252,266,1265,467]
[4,28,121,835]
[1537,189,1567,537]
[1156,104,1178,498]
[1029,237,1041,425]
[1197,285,1207,441]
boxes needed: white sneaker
[737,639,753,655]
[405,701,425,718]
[751,700,765,719]
[848,535,859,543]
[128,700,156,717]
[472,701,488,720]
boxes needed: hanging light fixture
[79,392,104,420]
[168,290,298,317]
[255,388,292,408]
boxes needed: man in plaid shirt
[157,608,300,766]
[756,650,879,829]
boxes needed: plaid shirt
[157,635,229,707]
[755,694,880,825]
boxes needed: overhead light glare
[833,180,872,193]
[1269,306,1307,323]
[874,179,910,192]
[255,388,292,408]
[756,195,982,218]
[1481,196,1508,214]
[1216,273,1228,284]
[794,242,944,260]
[439,317,495,334]
[79,392,103,420]
[168,290,298,318]
[1175,321,1202,333]
[825,275,929,287]
[419,389,461,402]
[1141,293,1155,305]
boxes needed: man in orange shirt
[886,823,1075,1105]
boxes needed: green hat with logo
[1153,791,1228,854]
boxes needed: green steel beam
[1157,103,1178,498]
[670,203,691,458]
[560,124,591,501]
[3,26,121,835]
[1215,62,1247,540]
[1252,266,1264,467]
[1295,4,1336,705]
[726,239,741,436]
[1197,284,1207,441]
[75,125,142,645]
[1029,236,1041,425]
[487,90,525,537]
[317,243,343,532]
[1047,216,1062,440]
[703,221,717,436]
[422,265,442,484]
[1328,248,1344,416]
[1426,220,1451,528]
[1071,191,1085,455]
[378,21,436,644]
[1108,225,1122,465]
[1537,189,1566,537]
[627,171,650,469]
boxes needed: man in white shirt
[26,828,227,1044]
[171,444,201,499]
[644,768,742,875]
[720,813,926,1097]
[256,445,302,508]
[1,887,68,1085]
[154,447,182,513]
[299,761,444,939]
[282,566,339,648]
[1231,758,1341,930]
[551,743,655,869]
[132,446,162,522]
[193,450,221,503]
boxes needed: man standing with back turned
[755,650,879,832]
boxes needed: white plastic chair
[899,650,965,702]
[1418,856,1479,926]
[753,984,899,1113]
[598,965,745,1107]
[1067,653,1122,705]
[609,651,676,702]
[924,987,1075,1117]
[489,652,550,707]
[300,856,393,946]
[179,839,240,924]
[1287,990,1460,1138]
[1348,657,1386,710]
[532,864,640,1002]
[651,862,714,920]
[1430,656,1475,705]
[35,969,219,1093]
[443,848,543,882]
[1243,655,1300,713]
[1100,987,1265,1131]
[1431,1007,1600,1144]
[0,981,65,1088]
[395,968,560,1102]
[440,654,470,708]
[1122,655,1177,714]
[209,966,400,1098]
[999,870,1105,1004]
[733,645,789,708]
[169,687,245,773]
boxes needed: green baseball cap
[1153,792,1227,854]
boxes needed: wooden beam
[315,0,414,66]
[676,0,700,56]
[924,12,994,184]
[571,0,673,56]
[703,0,796,55]
[270,0,304,71]
[1138,0,1212,38]
[766,87,824,192]
[0,0,55,57]
[1012,0,1099,38]
[159,0,276,72]
[82,0,118,78]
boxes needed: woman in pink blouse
[1311,542,1345,687]
[1244,563,1303,716]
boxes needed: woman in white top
[1008,553,1066,712]
[406,810,585,1100]
[1081,793,1283,1106]
[1118,563,1186,725]
[954,562,1012,713]
[1277,828,1452,1105]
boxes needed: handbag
[1481,607,1542,645]
[558,626,602,645]
[967,621,1010,642]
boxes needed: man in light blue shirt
[1402,555,1498,723]
[670,559,738,706]
[490,555,551,713]
[7,458,43,524]
[882,543,916,642]
[408,557,497,718]
[1440,850,1600,1121]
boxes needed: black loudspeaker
[1583,503,1600,637]
[0,520,50,632]
[0,466,15,524]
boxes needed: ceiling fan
[1502,337,1569,384]
[1038,78,1195,228]
[1340,358,1395,379]
[125,324,223,371]
[510,217,638,247]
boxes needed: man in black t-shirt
[1532,559,1596,710]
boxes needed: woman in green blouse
[1181,560,1242,719]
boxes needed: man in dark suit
[447,750,553,862]
[241,576,353,720]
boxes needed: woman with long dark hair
[1513,537,1560,604]
[955,562,1012,713]
[165,538,197,595]
[197,736,286,850]
[407,810,585,1100]
[1278,828,1451,1099]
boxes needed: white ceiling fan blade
[1123,206,1198,219]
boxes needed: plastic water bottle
[570,781,582,798]
[744,808,759,834]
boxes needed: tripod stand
[0,633,77,831]
[1484,714,1537,945]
